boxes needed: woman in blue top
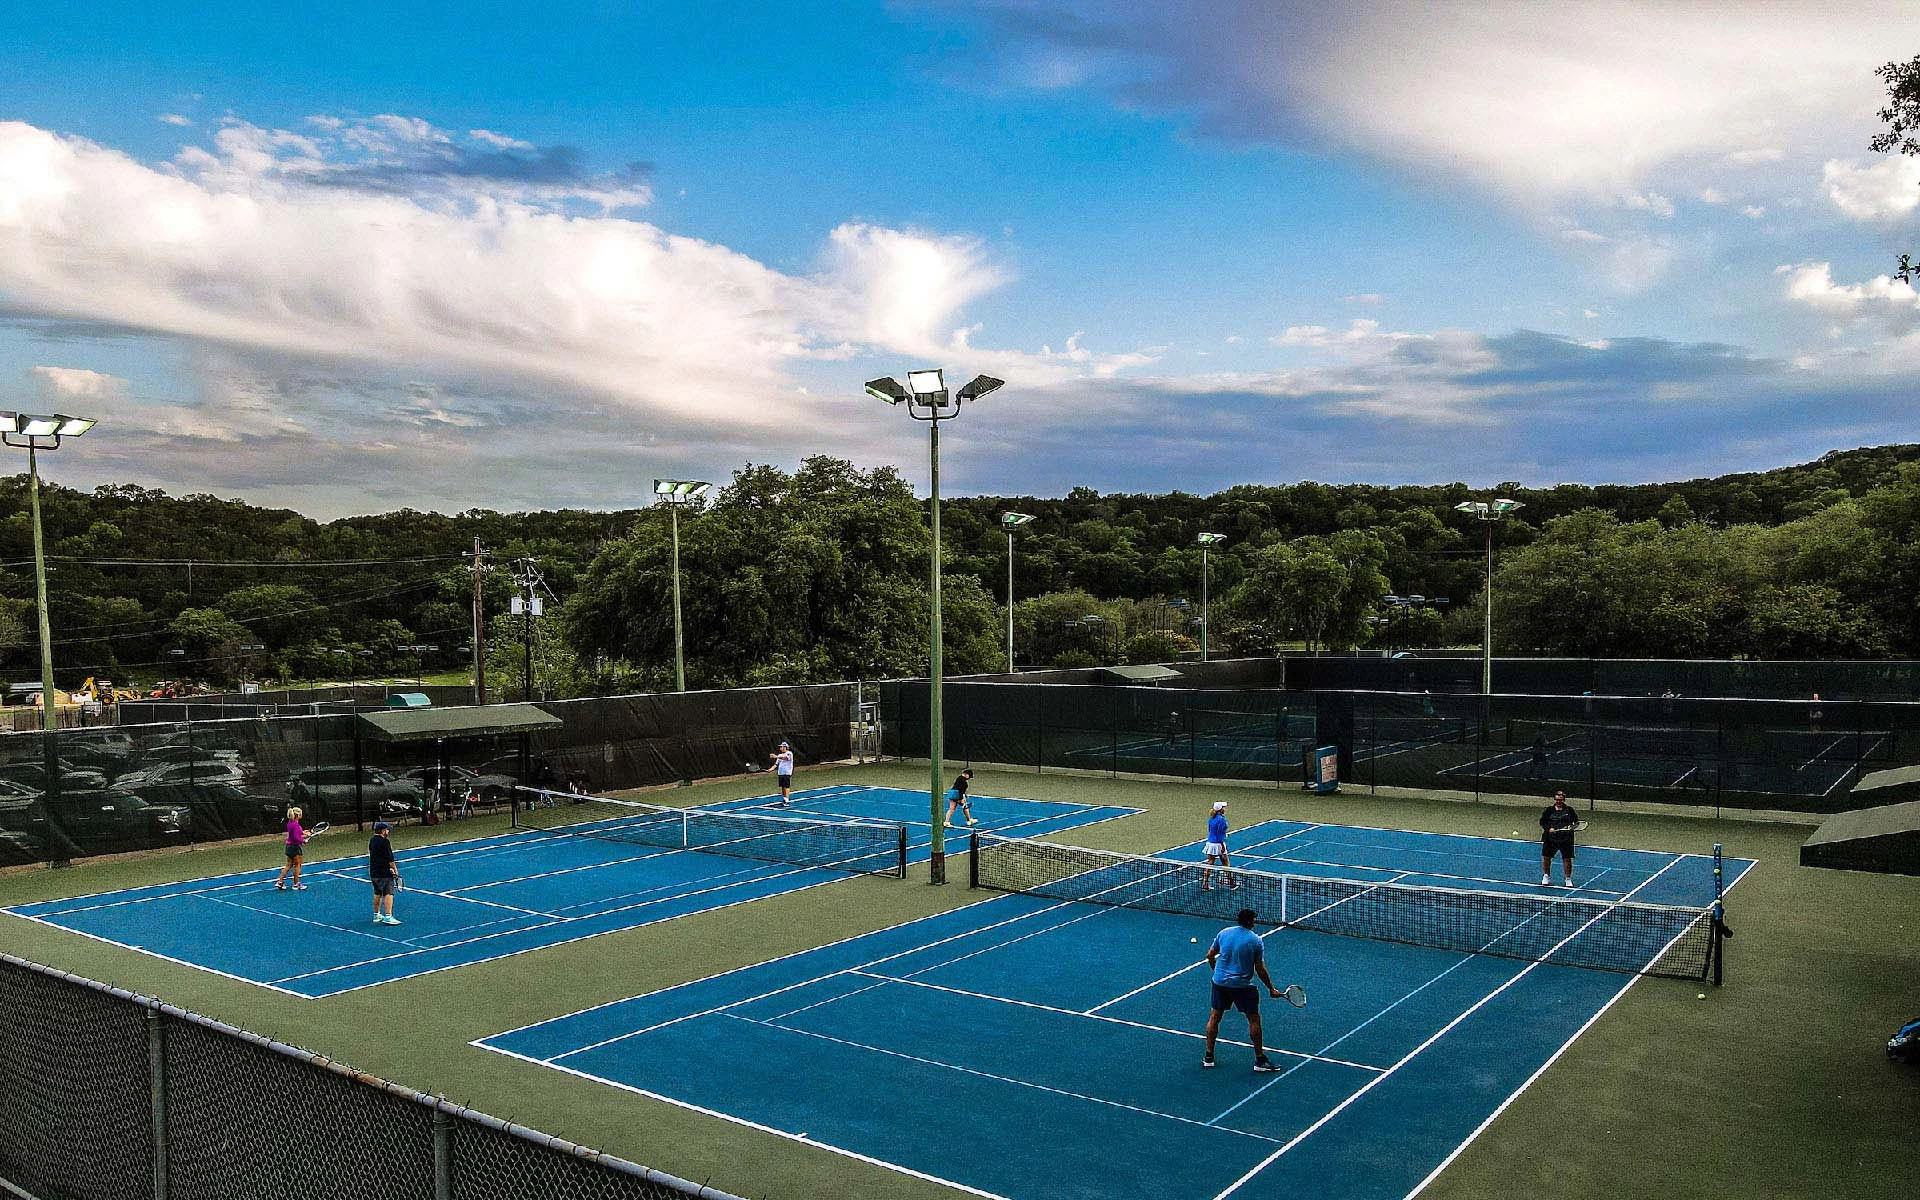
[1202,800,1237,891]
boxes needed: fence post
[433,1106,453,1200]
[147,1007,168,1200]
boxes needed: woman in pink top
[275,806,308,891]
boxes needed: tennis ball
[1697,993,1707,1000]
[1190,936,1199,943]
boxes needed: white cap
[1212,801,1227,811]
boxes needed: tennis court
[2,784,1135,998]
[480,820,1751,1200]
[1453,736,1867,796]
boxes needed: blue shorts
[1211,983,1259,1016]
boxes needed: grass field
[0,762,1914,1199]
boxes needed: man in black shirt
[1539,791,1579,887]
[369,821,402,926]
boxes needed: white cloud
[1342,292,1386,305]
[30,365,128,401]
[1742,205,1767,219]
[1822,156,1920,220]
[1698,187,1727,204]
[1779,261,1920,322]
[1621,191,1675,219]
[942,2,1912,210]
[0,118,1121,435]
[158,114,192,127]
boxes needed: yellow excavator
[76,677,140,705]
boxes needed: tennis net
[969,833,1717,979]
[514,792,907,877]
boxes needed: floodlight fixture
[652,478,711,502]
[906,368,947,405]
[1197,532,1227,546]
[1196,533,1227,660]
[1001,511,1036,530]
[864,377,911,405]
[956,374,1004,403]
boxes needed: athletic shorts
[777,773,793,786]
[284,844,303,859]
[1542,834,1575,856]
[371,876,395,897]
[1204,842,1226,857]
[1211,983,1260,1016]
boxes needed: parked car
[114,764,279,836]
[0,783,191,855]
[133,744,244,770]
[116,760,249,791]
[0,759,112,793]
[284,766,422,822]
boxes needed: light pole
[2,412,96,730]
[653,479,711,692]
[1001,512,1035,672]
[866,368,1005,885]
[1453,498,1523,696]
[1196,533,1226,661]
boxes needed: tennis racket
[1277,983,1307,1008]
[1570,820,1590,833]
[744,761,764,773]
[307,821,331,837]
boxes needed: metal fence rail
[0,955,745,1200]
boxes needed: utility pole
[470,538,487,705]
[510,558,548,702]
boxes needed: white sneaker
[1541,874,1552,886]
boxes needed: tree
[1872,56,1920,279]
[166,608,255,686]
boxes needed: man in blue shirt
[1203,908,1283,1072]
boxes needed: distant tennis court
[4,784,1136,998]
[481,820,1751,1200]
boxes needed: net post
[968,833,980,889]
[896,824,909,878]
[1280,874,1289,927]
[1711,842,1726,986]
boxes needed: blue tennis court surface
[3,785,1135,998]
[480,821,1752,1200]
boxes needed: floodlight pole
[1197,533,1225,662]
[4,414,95,731]
[866,370,1005,885]
[1002,513,1034,672]
[670,504,686,691]
[27,446,54,729]
[1455,498,1522,732]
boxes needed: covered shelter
[354,702,564,825]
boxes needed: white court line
[1208,854,1690,1200]
[477,1041,1016,1200]
[547,896,1105,1060]
[763,978,893,1022]
[2,910,311,996]
[1403,856,1756,1200]
[725,1011,1286,1143]
[848,969,1382,1072]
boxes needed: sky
[2,1,1920,518]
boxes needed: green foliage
[567,457,1000,688]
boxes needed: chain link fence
[0,955,745,1200]
[883,679,1920,815]
[0,683,858,867]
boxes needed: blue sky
[2,2,1919,516]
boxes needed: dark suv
[0,783,191,856]
[285,766,422,822]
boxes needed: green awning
[1099,664,1185,683]
[356,702,562,743]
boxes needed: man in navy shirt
[1539,790,1580,886]
[1203,908,1283,1072]
[368,821,401,926]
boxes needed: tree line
[3,443,1918,697]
